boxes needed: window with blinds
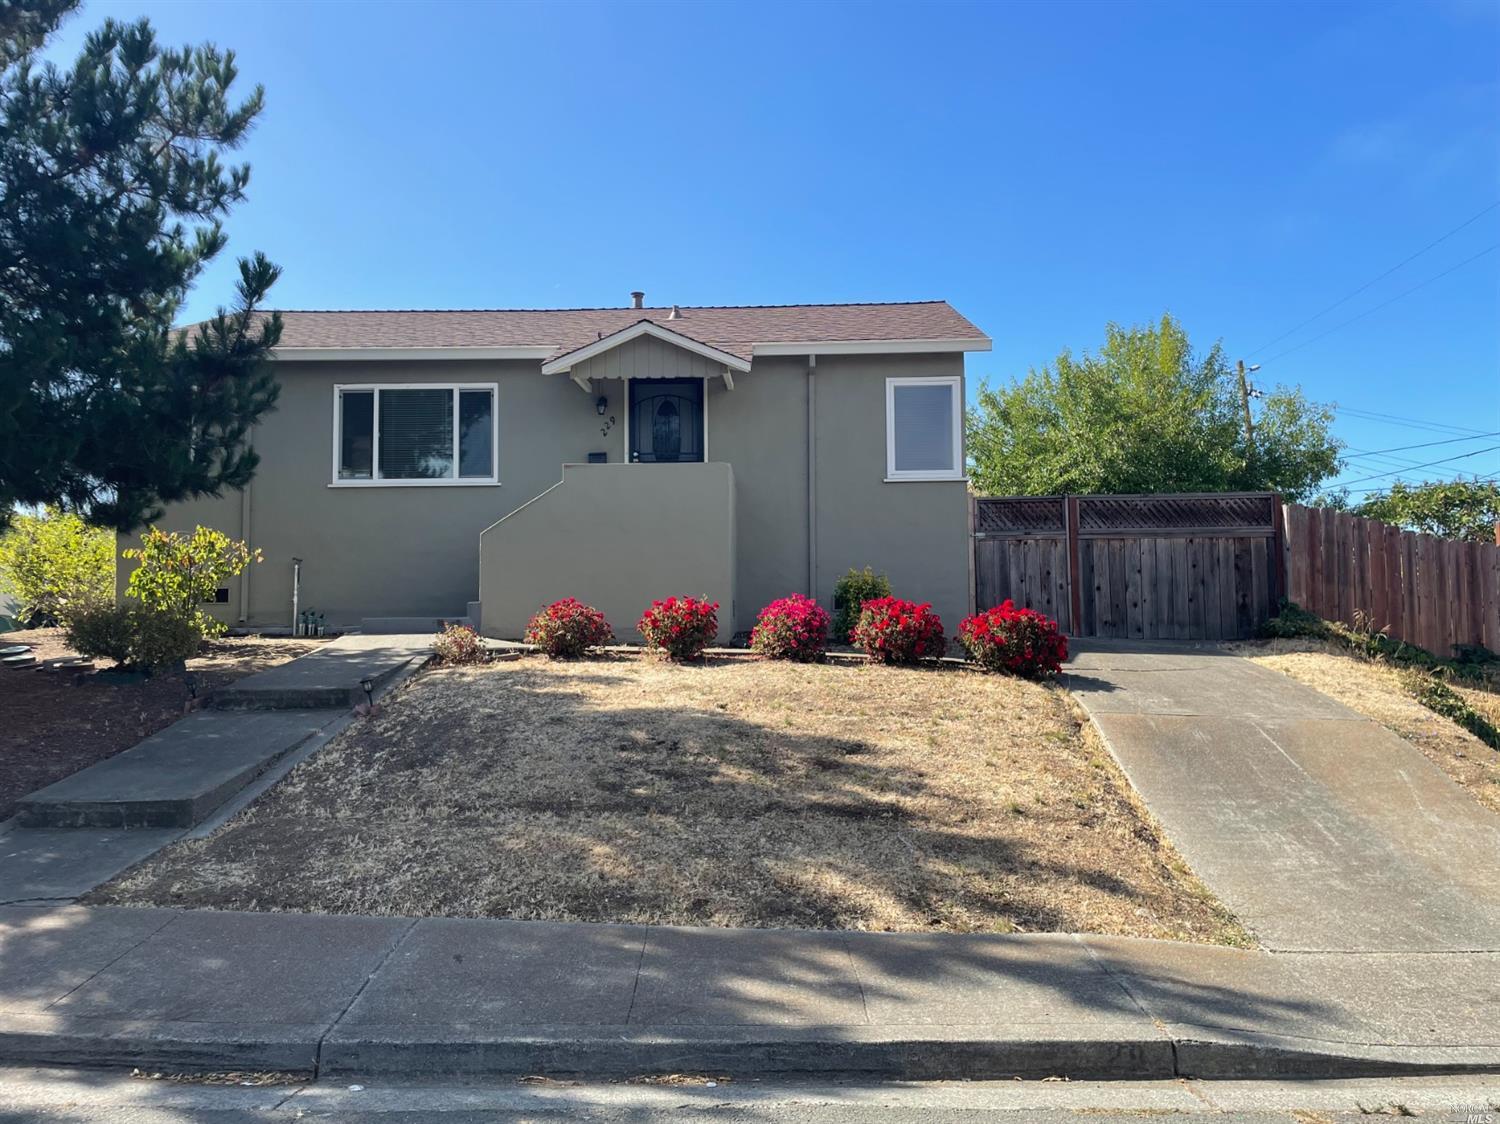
[334,385,497,484]
[886,376,963,480]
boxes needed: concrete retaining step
[14,710,340,829]
[360,617,471,635]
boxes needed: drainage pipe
[806,355,817,600]
[237,456,252,624]
[291,557,302,636]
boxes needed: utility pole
[1236,360,1261,467]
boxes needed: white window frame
[330,382,500,487]
[885,375,964,482]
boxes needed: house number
[600,415,616,438]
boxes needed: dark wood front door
[629,379,704,463]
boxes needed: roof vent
[630,290,644,309]
[668,304,683,320]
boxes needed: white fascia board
[752,338,993,357]
[541,320,753,376]
[273,346,555,362]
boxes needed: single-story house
[121,296,992,642]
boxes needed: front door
[629,379,704,463]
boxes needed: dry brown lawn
[1235,639,1500,817]
[96,656,1246,943]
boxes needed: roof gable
[541,319,752,376]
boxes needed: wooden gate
[973,493,1282,640]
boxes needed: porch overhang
[541,320,749,390]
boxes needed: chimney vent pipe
[630,291,644,309]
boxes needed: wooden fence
[973,493,1282,640]
[1282,504,1500,656]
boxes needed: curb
[0,1023,1493,1081]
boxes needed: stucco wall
[479,462,736,643]
[812,353,971,633]
[127,348,971,639]
[117,359,623,629]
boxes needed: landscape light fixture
[360,676,375,707]
[596,395,608,416]
[184,672,198,700]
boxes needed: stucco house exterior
[122,297,991,642]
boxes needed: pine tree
[0,0,282,530]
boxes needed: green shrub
[0,508,114,626]
[1257,600,1328,641]
[123,525,259,640]
[1399,670,1500,751]
[128,610,203,669]
[65,603,136,665]
[65,603,201,670]
[832,566,892,643]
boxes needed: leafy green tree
[967,314,1340,500]
[0,1,282,532]
[0,506,114,625]
[124,524,260,638]
[1354,479,1500,543]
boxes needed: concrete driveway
[1066,641,1500,952]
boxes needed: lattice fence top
[973,496,1065,535]
[975,493,1277,535]
[1078,493,1275,532]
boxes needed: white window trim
[330,382,500,487]
[885,375,965,482]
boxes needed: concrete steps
[15,710,338,829]
[209,634,432,710]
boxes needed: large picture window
[885,376,964,481]
[333,384,497,485]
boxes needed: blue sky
[47,0,1500,497]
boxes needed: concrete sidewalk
[1,904,1496,1080]
[1065,641,1500,953]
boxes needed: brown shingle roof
[269,300,988,361]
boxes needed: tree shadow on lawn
[92,658,1241,947]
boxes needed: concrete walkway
[0,635,431,905]
[1065,641,1500,953]
[0,904,1495,1080]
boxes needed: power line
[1260,242,1500,365]
[1339,431,1500,459]
[1334,444,1500,487]
[1333,405,1495,437]
[1247,199,1500,357]
[1341,474,1500,496]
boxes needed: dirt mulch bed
[0,629,325,820]
[95,656,1247,943]
[1235,639,1500,817]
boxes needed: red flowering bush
[750,594,830,662]
[524,598,614,658]
[638,595,719,660]
[958,600,1068,678]
[850,597,946,664]
[432,622,486,665]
